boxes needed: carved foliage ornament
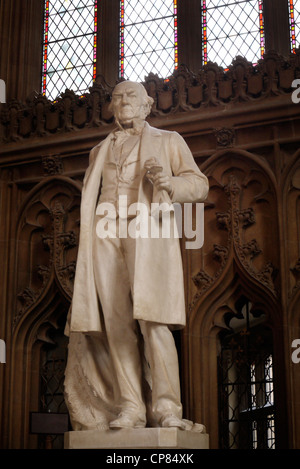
[214,128,235,148]
[15,181,80,328]
[42,155,63,176]
[286,164,300,300]
[190,170,278,312]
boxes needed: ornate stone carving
[1,51,298,143]
[226,176,277,295]
[42,155,63,175]
[14,182,80,328]
[290,259,300,296]
[213,244,229,265]
[291,258,300,279]
[229,56,252,102]
[17,287,37,309]
[257,262,278,291]
[242,239,261,259]
[216,211,230,230]
[237,208,255,227]
[190,170,278,312]
[192,270,214,290]
[37,265,51,286]
[214,128,235,148]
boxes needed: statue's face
[111,82,146,126]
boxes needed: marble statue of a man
[64,81,209,431]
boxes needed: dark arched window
[218,299,276,449]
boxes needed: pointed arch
[14,176,81,329]
[181,146,288,448]
[6,175,81,448]
[281,148,300,449]
[183,260,285,448]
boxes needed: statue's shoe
[160,414,187,430]
[109,413,146,429]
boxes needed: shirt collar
[112,120,145,139]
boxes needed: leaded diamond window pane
[289,0,300,52]
[120,0,178,82]
[42,0,98,101]
[202,0,265,69]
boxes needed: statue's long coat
[68,122,209,335]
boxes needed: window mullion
[177,0,202,71]
[263,0,290,56]
[96,0,120,86]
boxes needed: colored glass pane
[202,0,265,68]
[42,0,98,101]
[289,0,300,52]
[120,0,178,81]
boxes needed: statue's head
[109,81,154,128]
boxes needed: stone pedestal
[64,428,209,449]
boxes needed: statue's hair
[109,81,154,118]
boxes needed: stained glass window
[42,0,98,101]
[120,0,178,82]
[289,0,300,52]
[202,0,265,69]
